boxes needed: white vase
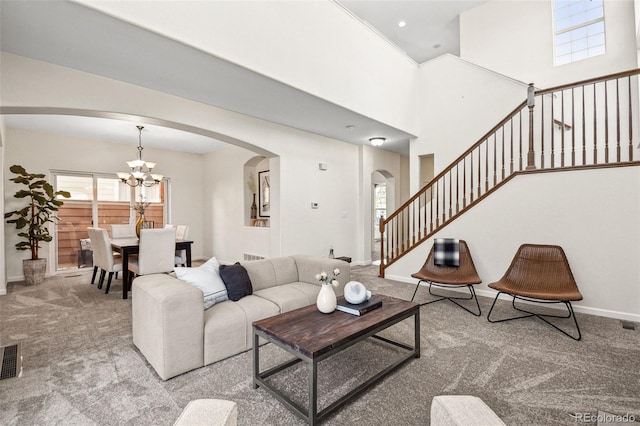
[316,283,337,313]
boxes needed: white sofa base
[133,255,349,380]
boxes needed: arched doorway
[371,169,394,264]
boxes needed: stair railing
[379,69,640,277]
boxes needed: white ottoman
[174,399,238,426]
[431,395,505,426]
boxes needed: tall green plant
[4,165,71,260]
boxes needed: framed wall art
[258,170,270,217]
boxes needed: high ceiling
[338,1,487,63]
[0,0,486,156]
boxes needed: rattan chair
[410,239,482,316]
[486,244,583,340]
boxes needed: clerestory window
[553,0,605,66]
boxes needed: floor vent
[243,253,265,261]
[0,343,23,380]
[621,321,637,330]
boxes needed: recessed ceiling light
[398,20,406,28]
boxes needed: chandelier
[117,125,163,187]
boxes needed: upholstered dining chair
[165,224,190,266]
[110,224,137,239]
[128,228,176,281]
[174,225,190,266]
[486,244,583,340]
[87,227,123,294]
[410,239,482,316]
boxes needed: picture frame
[258,170,270,217]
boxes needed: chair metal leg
[412,280,481,316]
[91,266,98,284]
[487,292,582,341]
[105,272,114,294]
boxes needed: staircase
[379,69,640,278]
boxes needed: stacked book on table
[336,296,382,316]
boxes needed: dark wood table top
[253,294,418,359]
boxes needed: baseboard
[386,274,640,323]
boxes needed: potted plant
[4,165,70,285]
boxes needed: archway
[371,169,394,264]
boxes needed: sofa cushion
[174,257,228,309]
[254,284,311,313]
[269,257,299,285]
[242,259,276,291]
[219,263,253,301]
[236,295,281,349]
[203,300,250,365]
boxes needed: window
[53,172,168,271]
[554,0,605,66]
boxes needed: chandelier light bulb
[118,125,163,187]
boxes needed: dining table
[111,237,194,299]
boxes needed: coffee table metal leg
[252,330,259,389]
[309,359,318,425]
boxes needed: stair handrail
[379,68,640,277]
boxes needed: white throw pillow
[175,257,228,309]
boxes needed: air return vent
[243,253,265,261]
[0,343,23,380]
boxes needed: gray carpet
[1,265,639,425]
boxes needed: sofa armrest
[292,255,351,295]
[132,274,205,380]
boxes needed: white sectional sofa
[132,255,349,380]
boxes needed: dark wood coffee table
[252,294,420,425]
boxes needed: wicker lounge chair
[486,244,583,340]
[410,239,482,316]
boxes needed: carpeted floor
[1,265,639,425]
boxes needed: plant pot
[23,258,46,286]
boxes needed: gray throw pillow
[219,262,253,301]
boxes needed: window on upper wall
[553,0,605,66]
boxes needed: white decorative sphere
[344,281,372,304]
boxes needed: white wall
[412,55,528,193]
[75,0,419,135]
[386,166,640,321]
[3,127,204,281]
[357,145,406,264]
[0,117,5,294]
[460,0,638,89]
[203,145,270,264]
[2,53,395,268]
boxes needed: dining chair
[128,228,176,281]
[174,225,190,267]
[87,227,123,294]
[165,224,190,266]
[111,224,137,239]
